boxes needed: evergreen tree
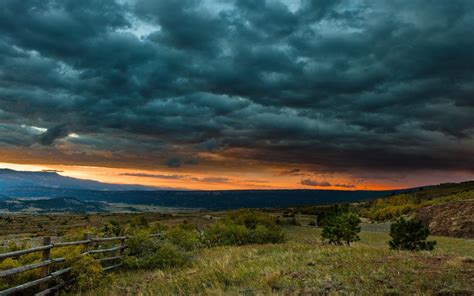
[389,217,436,251]
[321,211,361,245]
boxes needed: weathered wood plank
[0,245,53,260]
[97,256,121,263]
[91,236,126,242]
[103,263,122,272]
[88,246,124,254]
[0,268,71,295]
[0,258,65,277]
[53,240,91,247]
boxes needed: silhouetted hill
[0,169,158,191]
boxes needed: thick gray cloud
[301,179,331,187]
[0,0,473,178]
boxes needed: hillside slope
[364,181,474,221]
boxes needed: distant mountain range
[0,169,155,191]
[0,168,407,212]
[3,186,405,210]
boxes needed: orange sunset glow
[0,162,390,191]
[2,161,473,192]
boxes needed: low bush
[165,226,200,251]
[124,241,188,270]
[389,217,436,251]
[101,220,125,236]
[201,210,285,246]
[124,230,189,270]
[69,254,107,291]
[227,209,279,229]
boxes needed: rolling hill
[0,197,105,213]
[362,180,474,238]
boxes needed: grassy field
[74,226,474,296]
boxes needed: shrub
[253,225,285,244]
[124,230,189,269]
[201,222,251,246]
[201,210,285,246]
[321,211,361,245]
[70,255,107,291]
[165,226,200,251]
[124,241,188,270]
[227,209,278,229]
[389,217,436,251]
[101,221,125,236]
[125,229,160,255]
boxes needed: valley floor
[73,226,474,295]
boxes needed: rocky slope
[413,200,474,238]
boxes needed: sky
[0,0,474,190]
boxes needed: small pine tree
[321,211,361,245]
[389,217,436,251]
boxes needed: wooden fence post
[119,238,125,256]
[40,236,51,290]
[83,233,91,253]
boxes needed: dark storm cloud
[120,173,187,180]
[163,157,198,168]
[280,169,302,175]
[37,124,69,145]
[301,179,332,187]
[0,0,474,176]
[120,173,230,183]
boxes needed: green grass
[74,226,474,295]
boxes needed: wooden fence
[0,233,161,295]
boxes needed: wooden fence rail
[0,233,161,295]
